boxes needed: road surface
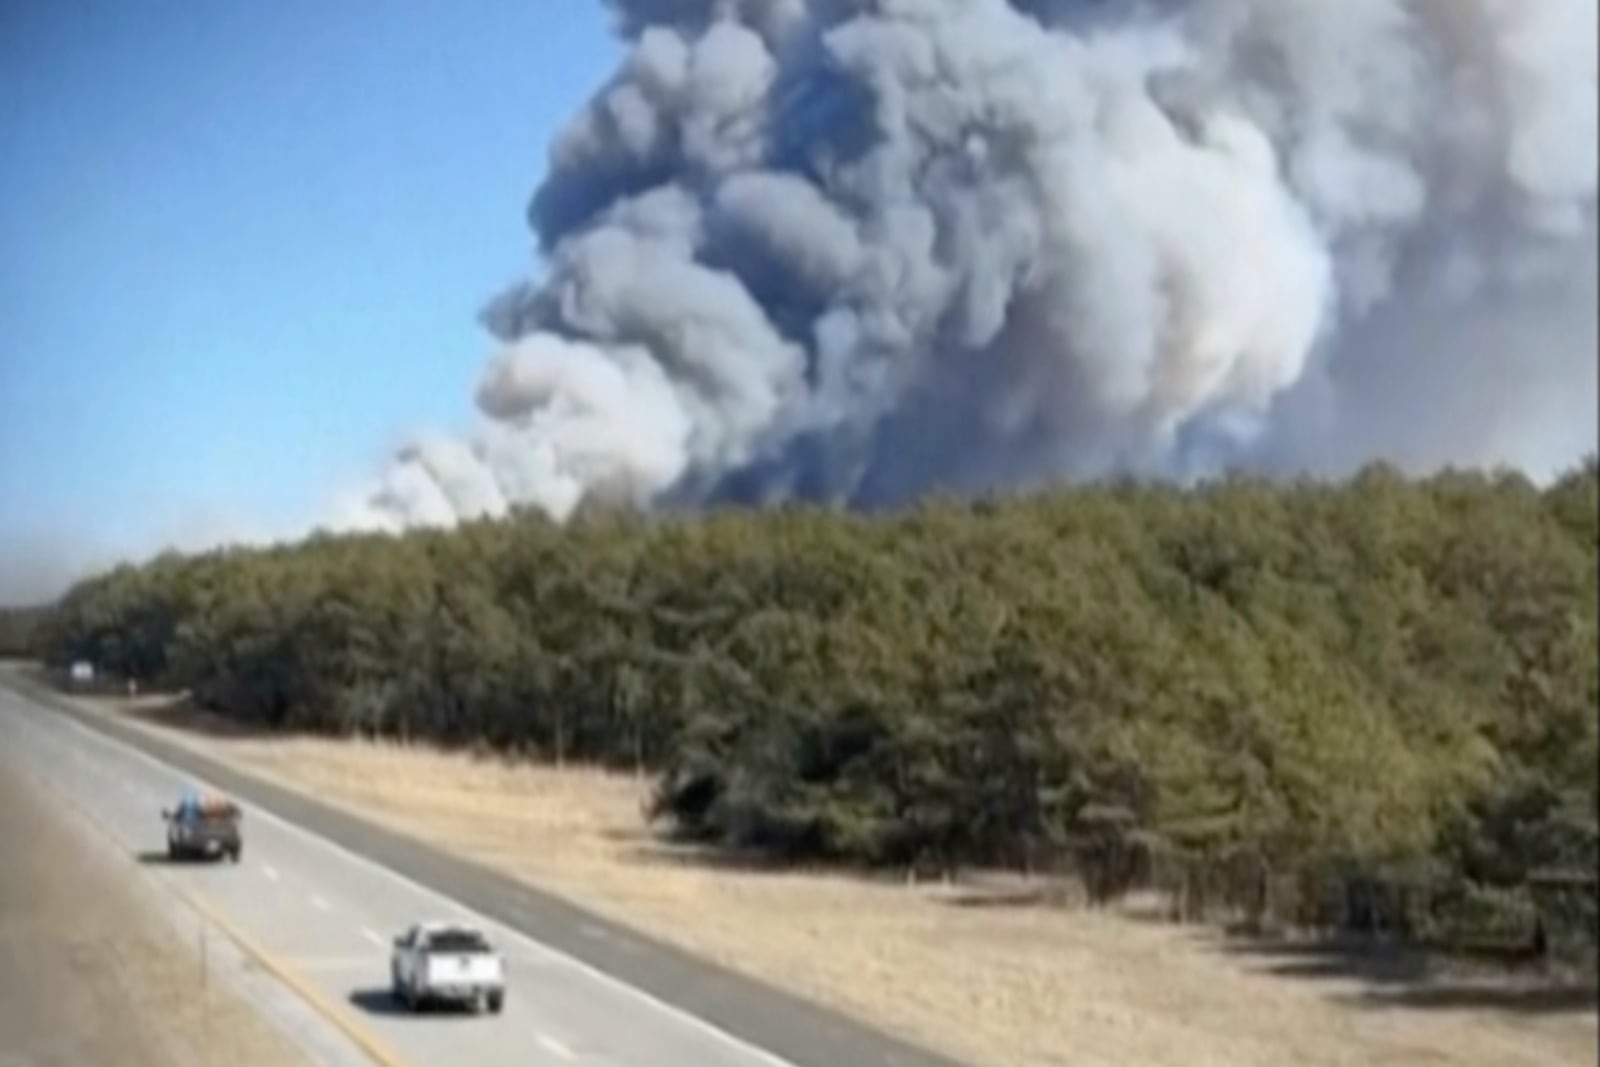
[0,749,318,1067]
[0,675,965,1067]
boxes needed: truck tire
[487,991,504,1015]
[228,845,241,864]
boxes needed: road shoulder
[0,745,324,1067]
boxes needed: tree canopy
[0,602,47,659]
[34,459,1599,957]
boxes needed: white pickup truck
[390,921,506,1014]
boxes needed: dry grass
[95,909,319,1067]
[99,692,1599,1067]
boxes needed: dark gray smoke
[333,0,1597,532]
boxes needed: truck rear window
[426,931,492,953]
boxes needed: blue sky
[0,2,617,601]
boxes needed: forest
[25,459,1600,959]
[0,603,46,659]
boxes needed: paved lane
[0,750,326,1067]
[0,683,858,1067]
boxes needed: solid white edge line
[38,699,802,1067]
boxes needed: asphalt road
[0,748,312,1067]
[0,675,967,1067]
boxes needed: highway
[0,677,966,1067]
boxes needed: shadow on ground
[617,834,1103,903]
[617,838,840,880]
[1218,935,1597,1017]
[134,849,233,867]
[133,849,182,866]
[1355,982,1597,1013]
[347,988,483,1019]
[120,696,273,740]
[348,989,411,1018]
[133,849,197,866]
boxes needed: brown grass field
[69,685,1600,1067]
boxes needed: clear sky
[0,1,617,603]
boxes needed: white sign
[69,661,94,684]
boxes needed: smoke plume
[334,0,1597,533]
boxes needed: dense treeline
[37,461,1599,958]
[0,604,48,658]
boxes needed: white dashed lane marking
[537,1035,575,1060]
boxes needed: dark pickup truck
[162,793,242,862]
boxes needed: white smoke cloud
[335,0,1597,533]
[0,508,296,607]
[0,531,107,607]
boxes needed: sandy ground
[65,688,1600,1067]
[0,749,313,1067]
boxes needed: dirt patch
[80,690,1600,1067]
[0,745,312,1067]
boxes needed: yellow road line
[169,878,414,1067]
[16,739,414,1067]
